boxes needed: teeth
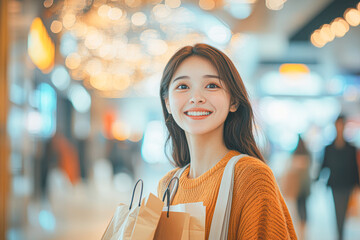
[186,111,212,116]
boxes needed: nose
[189,91,205,104]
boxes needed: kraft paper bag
[128,193,164,239]
[102,192,164,240]
[102,203,133,240]
[154,211,190,240]
[166,202,206,240]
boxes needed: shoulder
[346,142,357,150]
[234,155,278,194]
[235,155,274,179]
[325,144,333,151]
[157,168,179,198]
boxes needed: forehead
[173,56,218,77]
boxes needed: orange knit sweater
[157,150,297,240]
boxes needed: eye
[176,84,189,90]
[206,83,220,89]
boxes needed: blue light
[38,210,56,232]
[68,84,91,113]
[206,25,232,45]
[60,32,78,57]
[9,83,25,105]
[141,121,167,164]
[224,1,252,19]
[51,65,71,91]
[38,83,57,112]
[37,83,57,137]
[260,71,323,96]
[7,106,24,143]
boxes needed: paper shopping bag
[159,175,205,239]
[166,202,206,240]
[102,203,134,240]
[153,211,190,240]
[101,179,164,240]
[128,193,164,239]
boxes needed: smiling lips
[184,108,213,120]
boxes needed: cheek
[169,94,186,112]
[213,93,231,109]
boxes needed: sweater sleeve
[236,162,297,240]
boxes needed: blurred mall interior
[1,0,360,239]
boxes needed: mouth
[184,111,213,119]
[184,111,212,116]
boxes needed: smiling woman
[157,43,297,239]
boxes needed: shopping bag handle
[163,188,171,218]
[129,179,144,210]
[162,177,179,218]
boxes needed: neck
[185,129,230,179]
[334,136,345,149]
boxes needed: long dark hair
[160,43,264,167]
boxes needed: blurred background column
[0,0,10,239]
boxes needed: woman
[157,43,296,239]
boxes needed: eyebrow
[172,74,221,82]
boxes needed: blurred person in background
[39,132,80,203]
[282,136,311,240]
[317,115,359,240]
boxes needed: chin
[184,126,222,136]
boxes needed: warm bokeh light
[90,74,111,91]
[279,64,310,74]
[112,121,131,141]
[98,43,115,59]
[199,0,216,11]
[70,69,86,81]
[146,39,168,55]
[165,0,181,8]
[319,24,335,42]
[108,7,123,20]
[153,4,171,19]
[266,0,286,11]
[65,52,81,70]
[28,17,55,73]
[50,20,63,33]
[310,29,326,48]
[131,12,147,26]
[113,75,131,91]
[85,58,103,76]
[330,18,349,37]
[85,28,103,49]
[71,22,88,37]
[344,8,360,27]
[125,0,142,8]
[63,13,76,29]
[128,132,143,142]
[98,4,110,17]
[43,0,53,8]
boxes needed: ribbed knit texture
[157,150,297,240]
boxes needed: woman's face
[165,56,237,136]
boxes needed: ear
[165,98,171,114]
[229,102,239,112]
